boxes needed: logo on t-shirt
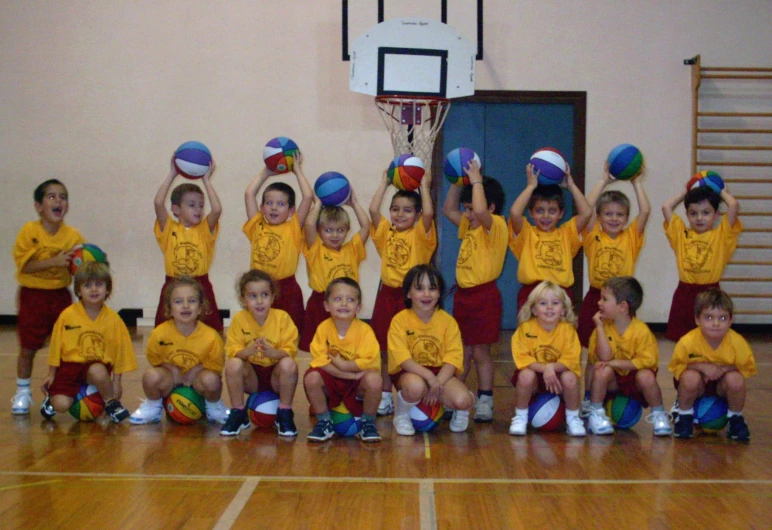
[253,234,282,265]
[64,325,82,331]
[78,331,106,362]
[411,338,440,365]
[535,240,563,268]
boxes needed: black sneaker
[105,399,129,423]
[673,414,694,439]
[275,408,297,437]
[727,415,750,443]
[358,419,381,443]
[307,419,334,442]
[40,395,56,421]
[220,407,250,436]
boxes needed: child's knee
[277,357,298,375]
[635,369,656,387]
[87,362,109,381]
[224,357,245,376]
[196,370,222,391]
[303,370,323,389]
[51,394,73,412]
[560,371,579,388]
[723,371,746,393]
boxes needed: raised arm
[509,164,538,235]
[154,158,178,232]
[292,152,314,226]
[662,186,687,224]
[443,181,463,227]
[721,187,740,227]
[368,171,390,228]
[200,160,221,233]
[347,187,371,244]
[468,161,493,230]
[564,165,592,233]
[584,163,614,232]
[631,167,651,234]
[304,195,321,248]
[245,166,271,220]
[419,169,434,233]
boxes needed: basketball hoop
[375,95,451,163]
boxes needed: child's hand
[592,311,605,327]
[543,364,563,394]
[345,187,358,207]
[525,163,539,187]
[700,364,723,382]
[421,168,432,189]
[464,160,483,184]
[40,376,53,394]
[561,164,574,188]
[292,151,304,173]
[202,158,216,181]
[181,364,203,386]
[54,248,76,269]
[169,155,179,177]
[423,375,443,406]
[381,170,389,184]
[352,370,367,381]
[602,161,615,184]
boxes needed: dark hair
[325,277,362,302]
[694,288,734,318]
[603,276,643,317]
[402,264,445,310]
[460,177,506,215]
[73,261,112,300]
[34,179,67,203]
[162,276,210,320]
[170,183,204,206]
[390,190,422,213]
[263,182,296,208]
[685,186,720,211]
[237,269,277,300]
[596,190,631,216]
[528,184,565,211]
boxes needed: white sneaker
[206,401,229,425]
[450,410,470,432]
[129,399,163,424]
[588,408,614,435]
[11,391,33,415]
[509,415,528,436]
[580,398,592,418]
[393,412,415,436]
[377,393,394,416]
[646,410,673,436]
[473,395,493,423]
[566,415,587,437]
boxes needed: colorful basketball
[687,170,725,194]
[604,394,642,429]
[444,147,481,187]
[314,172,351,206]
[263,136,299,173]
[68,384,105,421]
[607,144,644,181]
[330,402,362,437]
[173,141,212,179]
[246,390,280,428]
[410,402,445,432]
[164,386,205,425]
[69,243,108,275]
[388,154,425,191]
[528,393,566,431]
[530,148,568,185]
[694,395,729,433]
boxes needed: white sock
[566,409,580,418]
[515,408,528,417]
[16,378,31,392]
[677,408,694,415]
[727,410,742,418]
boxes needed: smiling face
[597,202,629,238]
[35,183,69,226]
[78,278,108,310]
[319,220,349,251]
[529,199,563,232]
[532,290,566,330]
[389,196,419,232]
[407,272,441,318]
[241,280,274,325]
[172,191,205,228]
[261,189,295,226]
[324,282,361,321]
[169,285,202,327]
[686,199,719,234]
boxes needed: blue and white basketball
[174,141,212,179]
[530,148,567,185]
[314,172,351,206]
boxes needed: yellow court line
[423,432,431,459]
[0,479,64,492]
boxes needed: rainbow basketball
[607,144,644,181]
[528,393,566,431]
[444,147,481,187]
[246,390,280,428]
[388,154,425,191]
[68,384,105,421]
[410,402,445,432]
[694,395,729,433]
[314,172,351,206]
[164,386,205,425]
[263,136,299,173]
[69,243,108,275]
[330,402,362,437]
[530,148,568,185]
[687,170,725,194]
[173,141,212,179]
[604,394,642,429]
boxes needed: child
[509,163,592,312]
[585,276,672,436]
[388,265,474,435]
[668,289,755,441]
[303,278,382,443]
[509,281,585,437]
[153,158,223,331]
[12,179,85,414]
[369,168,436,415]
[221,270,299,437]
[442,161,507,423]
[41,262,136,422]
[129,276,228,425]
[299,188,369,351]
[662,184,741,341]
[243,156,313,335]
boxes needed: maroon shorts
[608,370,653,408]
[454,281,502,345]
[672,376,719,398]
[252,363,277,393]
[517,282,574,314]
[273,276,305,339]
[156,274,223,331]
[666,281,719,342]
[577,286,601,347]
[48,361,111,399]
[390,365,442,389]
[511,369,550,394]
[17,287,72,350]
[304,367,363,416]
[371,283,405,351]
[299,290,328,351]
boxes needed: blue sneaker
[307,419,334,442]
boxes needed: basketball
[528,393,566,431]
[68,384,105,421]
[69,243,108,275]
[245,390,280,428]
[388,154,425,191]
[314,172,351,206]
[607,144,644,181]
[164,386,205,425]
[694,395,729,433]
[530,148,568,185]
[330,402,362,437]
[410,402,445,432]
[263,136,299,174]
[604,394,642,429]
[173,141,212,179]
[687,170,725,194]
[444,147,481,187]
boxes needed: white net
[375,96,451,164]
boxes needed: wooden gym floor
[0,324,770,529]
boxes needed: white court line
[419,480,437,530]
[213,477,260,530]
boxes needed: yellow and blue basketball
[330,402,361,437]
[173,141,212,179]
[263,136,299,173]
[68,384,105,421]
[528,392,566,431]
[388,154,425,191]
[164,386,205,425]
[530,147,568,185]
[607,143,644,181]
[444,147,480,187]
[246,390,280,428]
[410,402,445,432]
[694,395,729,433]
[314,172,351,206]
[687,170,725,194]
[69,243,108,275]
[604,394,642,429]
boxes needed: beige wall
[2,1,770,323]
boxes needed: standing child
[662,184,741,341]
[669,289,755,442]
[12,179,85,414]
[369,168,436,415]
[221,270,299,437]
[129,276,228,425]
[442,161,507,423]
[299,188,369,351]
[303,278,382,443]
[585,276,672,436]
[41,262,136,422]
[388,265,474,435]
[153,158,223,331]
[509,281,586,437]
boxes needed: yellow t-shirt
[456,215,509,288]
[370,217,437,288]
[309,318,380,372]
[154,216,219,277]
[510,319,581,377]
[146,320,224,374]
[225,308,298,367]
[242,213,303,280]
[508,217,581,287]
[302,234,366,293]
[48,302,138,374]
[588,317,658,375]
[582,219,644,289]
[664,214,743,284]
[387,308,463,375]
[669,327,757,381]
[14,221,85,289]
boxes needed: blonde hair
[517,281,577,326]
